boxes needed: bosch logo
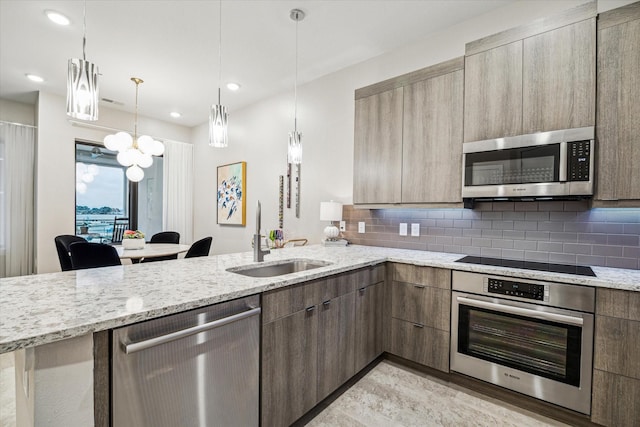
[504,372,521,380]
[512,188,526,192]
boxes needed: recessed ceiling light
[226,82,241,91]
[45,10,70,26]
[26,74,45,83]
[170,112,181,118]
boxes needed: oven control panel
[485,278,548,301]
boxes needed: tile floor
[307,360,568,427]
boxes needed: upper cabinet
[594,2,640,205]
[463,1,596,142]
[353,58,464,206]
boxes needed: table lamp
[320,201,342,241]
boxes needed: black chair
[185,237,212,258]
[111,217,129,244]
[141,231,181,263]
[69,242,122,270]
[54,235,87,271]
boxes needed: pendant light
[209,0,228,147]
[103,78,165,182]
[66,0,99,121]
[288,9,305,164]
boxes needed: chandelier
[103,78,164,182]
[209,0,228,148]
[287,9,305,164]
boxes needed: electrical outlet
[411,223,420,237]
[399,223,408,236]
[339,221,346,232]
[358,222,366,233]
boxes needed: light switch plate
[339,221,346,232]
[411,223,420,237]
[399,223,408,236]
[358,222,365,233]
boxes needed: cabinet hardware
[414,285,426,289]
[412,323,424,328]
[358,287,366,294]
[322,300,331,306]
[305,306,316,312]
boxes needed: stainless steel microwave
[462,127,594,207]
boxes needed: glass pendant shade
[288,131,302,164]
[66,58,99,121]
[209,104,228,148]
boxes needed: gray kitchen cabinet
[354,276,385,372]
[594,2,640,205]
[262,267,382,426]
[353,58,465,206]
[389,263,451,372]
[353,87,403,204]
[463,41,523,142]
[402,69,464,203]
[463,2,596,142]
[262,306,318,427]
[591,287,640,426]
[317,291,356,401]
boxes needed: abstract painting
[217,161,246,225]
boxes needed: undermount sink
[227,259,332,278]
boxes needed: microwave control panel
[485,278,548,301]
[568,140,591,181]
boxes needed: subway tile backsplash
[342,201,640,270]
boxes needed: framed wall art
[217,161,246,226]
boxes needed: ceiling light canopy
[104,78,165,183]
[45,10,70,26]
[209,0,228,148]
[66,0,99,121]
[287,8,305,165]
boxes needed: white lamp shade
[137,135,155,154]
[126,165,144,182]
[66,58,99,121]
[320,201,343,221]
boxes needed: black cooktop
[455,255,596,277]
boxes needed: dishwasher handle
[123,306,262,354]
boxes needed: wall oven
[451,271,595,414]
[462,127,594,206]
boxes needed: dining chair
[185,237,212,258]
[140,231,182,263]
[54,235,87,271]
[111,217,129,244]
[69,242,122,270]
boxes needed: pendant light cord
[82,0,87,60]
[218,0,222,105]
[134,80,139,139]
[294,13,298,132]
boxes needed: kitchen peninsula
[1,245,639,426]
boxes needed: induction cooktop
[455,255,596,277]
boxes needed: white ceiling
[0,0,510,127]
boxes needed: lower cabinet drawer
[389,318,449,372]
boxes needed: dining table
[115,243,191,263]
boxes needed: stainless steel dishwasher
[112,295,260,427]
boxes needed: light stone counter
[2,244,639,354]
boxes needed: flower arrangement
[123,230,145,239]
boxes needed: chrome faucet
[254,200,270,262]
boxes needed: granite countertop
[1,244,639,354]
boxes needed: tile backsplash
[342,201,640,270]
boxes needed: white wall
[35,92,191,273]
[193,0,610,255]
[0,99,35,125]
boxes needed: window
[75,142,163,242]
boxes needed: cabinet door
[402,70,463,203]
[522,19,596,133]
[464,41,523,142]
[354,282,384,372]
[353,87,403,204]
[317,292,356,401]
[262,308,318,427]
[596,16,640,201]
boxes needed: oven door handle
[457,296,583,326]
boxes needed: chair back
[54,235,87,271]
[149,231,180,244]
[185,237,212,258]
[111,217,129,243]
[69,242,122,270]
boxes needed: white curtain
[162,140,194,244]
[0,123,36,278]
